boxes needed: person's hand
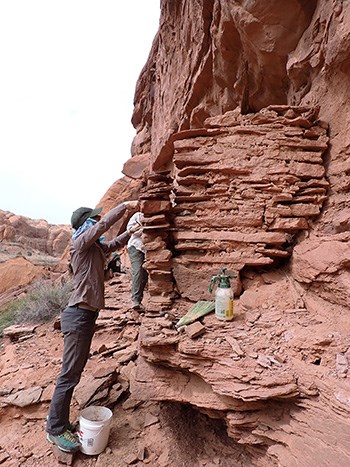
[129,224,142,234]
[124,200,139,210]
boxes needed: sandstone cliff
[127,1,350,466]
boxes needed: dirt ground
[0,273,254,467]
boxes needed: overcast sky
[0,1,160,224]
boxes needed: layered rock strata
[0,210,70,259]
[125,1,350,465]
[132,0,317,161]
[141,106,328,304]
[132,261,350,466]
[0,210,72,305]
[133,305,350,467]
[140,172,174,310]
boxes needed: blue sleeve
[99,231,129,255]
[73,204,127,251]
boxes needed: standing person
[127,211,148,311]
[46,200,139,453]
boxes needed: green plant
[13,280,73,325]
[0,302,20,337]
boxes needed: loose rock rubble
[0,274,246,466]
[1,269,349,466]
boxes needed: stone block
[51,445,75,465]
[185,322,206,339]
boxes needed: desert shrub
[0,302,20,337]
[13,280,73,325]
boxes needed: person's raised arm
[74,200,139,250]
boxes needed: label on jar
[216,297,233,321]
[225,298,233,319]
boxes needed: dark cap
[71,206,103,229]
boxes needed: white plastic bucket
[78,405,113,455]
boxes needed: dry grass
[0,279,72,336]
[13,280,72,325]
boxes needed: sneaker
[46,429,81,453]
[65,421,77,433]
[46,415,76,433]
[132,303,145,312]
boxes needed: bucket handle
[79,424,106,439]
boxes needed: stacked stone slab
[140,172,175,310]
[170,106,328,301]
[141,106,329,305]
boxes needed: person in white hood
[126,211,148,310]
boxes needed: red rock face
[0,210,70,257]
[139,105,329,309]
[132,0,317,161]
[127,0,350,312]
[123,1,350,465]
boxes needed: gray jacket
[68,203,129,310]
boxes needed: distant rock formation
[0,210,70,258]
[0,210,71,305]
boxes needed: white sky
[0,1,160,225]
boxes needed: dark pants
[128,246,148,306]
[46,306,98,435]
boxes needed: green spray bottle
[209,268,236,321]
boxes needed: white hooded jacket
[127,212,144,253]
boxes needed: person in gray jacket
[46,200,138,453]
